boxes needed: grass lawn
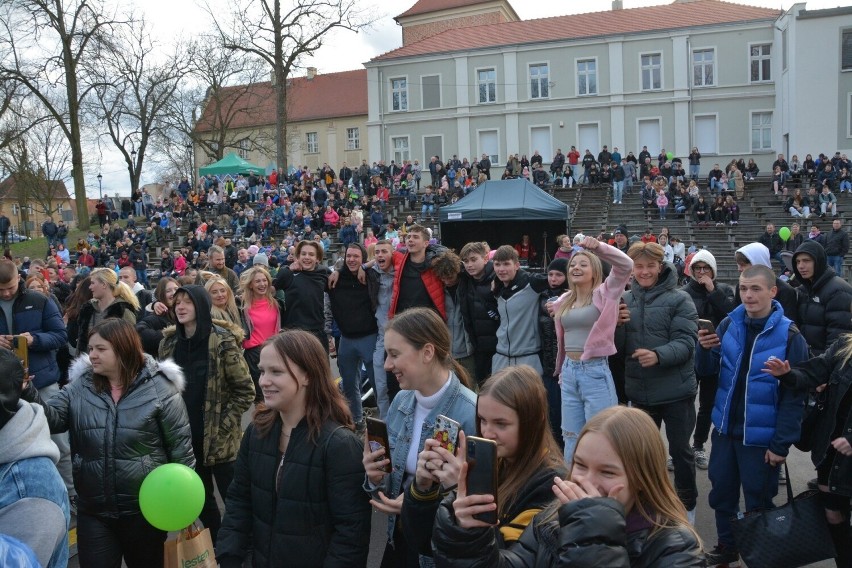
[7,228,89,259]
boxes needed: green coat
[159,319,254,466]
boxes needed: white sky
[92,0,843,196]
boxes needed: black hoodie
[792,240,852,354]
[172,285,213,448]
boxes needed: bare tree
[152,40,271,182]
[85,17,190,194]
[208,0,375,170]
[0,0,123,230]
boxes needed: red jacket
[388,251,446,320]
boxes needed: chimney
[612,0,623,9]
[307,67,317,80]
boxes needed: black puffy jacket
[26,354,194,518]
[216,419,371,568]
[792,240,852,355]
[682,279,735,326]
[458,262,499,352]
[432,497,704,568]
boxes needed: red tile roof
[0,174,71,201]
[195,69,368,133]
[396,0,502,20]
[375,0,780,62]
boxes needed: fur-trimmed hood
[68,353,185,392]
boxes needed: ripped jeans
[560,357,618,464]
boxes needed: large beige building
[193,68,369,175]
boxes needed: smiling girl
[433,406,703,567]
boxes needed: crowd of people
[0,143,850,568]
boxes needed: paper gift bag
[164,525,216,568]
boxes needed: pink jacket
[553,242,633,374]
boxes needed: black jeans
[693,373,718,449]
[77,513,167,568]
[634,397,698,511]
[244,346,262,402]
[197,460,235,545]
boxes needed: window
[694,115,718,154]
[478,69,496,103]
[692,49,715,87]
[238,138,250,159]
[750,44,771,82]
[751,112,772,151]
[306,132,318,154]
[577,59,597,96]
[421,75,441,110]
[346,128,360,150]
[391,78,408,111]
[782,29,788,71]
[529,63,549,99]
[391,136,409,164]
[843,30,852,71]
[478,130,498,164]
[641,53,662,91]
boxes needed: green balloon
[779,227,791,241]
[139,463,205,531]
[666,152,674,161]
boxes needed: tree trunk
[64,40,89,231]
[273,0,287,171]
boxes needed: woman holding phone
[362,307,477,567]
[402,365,566,557]
[432,406,704,567]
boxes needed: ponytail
[114,281,140,311]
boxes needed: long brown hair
[87,319,144,393]
[384,307,472,389]
[64,276,93,322]
[478,365,563,518]
[253,330,353,442]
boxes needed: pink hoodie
[553,242,633,374]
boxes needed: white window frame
[390,76,408,112]
[476,67,497,104]
[346,127,360,151]
[635,118,662,156]
[576,121,602,157]
[306,132,319,154]
[422,135,444,168]
[391,136,410,165]
[750,110,773,152]
[476,128,500,165]
[749,43,772,83]
[528,125,553,164]
[576,57,598,96]
[846,93,852,138]
[640,52,662,91]
[692,113,719,154]
[529,62,550,100]
[238,138,250,159]
[692,48,716,88]
[782,28,788,72]
[420,73,442,110]
[842,29,852,71]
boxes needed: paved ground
[67,379,836,567]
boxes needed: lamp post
[97,172,103,200]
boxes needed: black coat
[792,241,852,355]
[216,419,371,568]
[76,299,137,353]
[458,262,499,353]
[781,340,852,497]
[432,497,703,568]
[682,279,735,326]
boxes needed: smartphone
[12,335,28,370]
[433,414,461,455]
[465,436,498,524]
[697,319,716,335]
[366,417,391,473]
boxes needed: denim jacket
[365,372,477,548]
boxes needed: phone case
[466,436,498,524]
[366,418,391,473]
[433,415,461,455]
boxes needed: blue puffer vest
[712,301,790,447]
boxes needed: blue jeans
[708,431,778,548]
[560,357,618,463]
[612,180,623,202]
[828,255,843,276]
[338,333,377,424]
[372,332,391,419]
[689,164,700,180]
[421,204,434,217]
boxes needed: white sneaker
[687,507,696,525]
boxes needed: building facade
[366,0,852,173]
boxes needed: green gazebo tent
[198,153,264,176]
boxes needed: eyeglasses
[692,265,713,273]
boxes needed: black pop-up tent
[438,178,570,265]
